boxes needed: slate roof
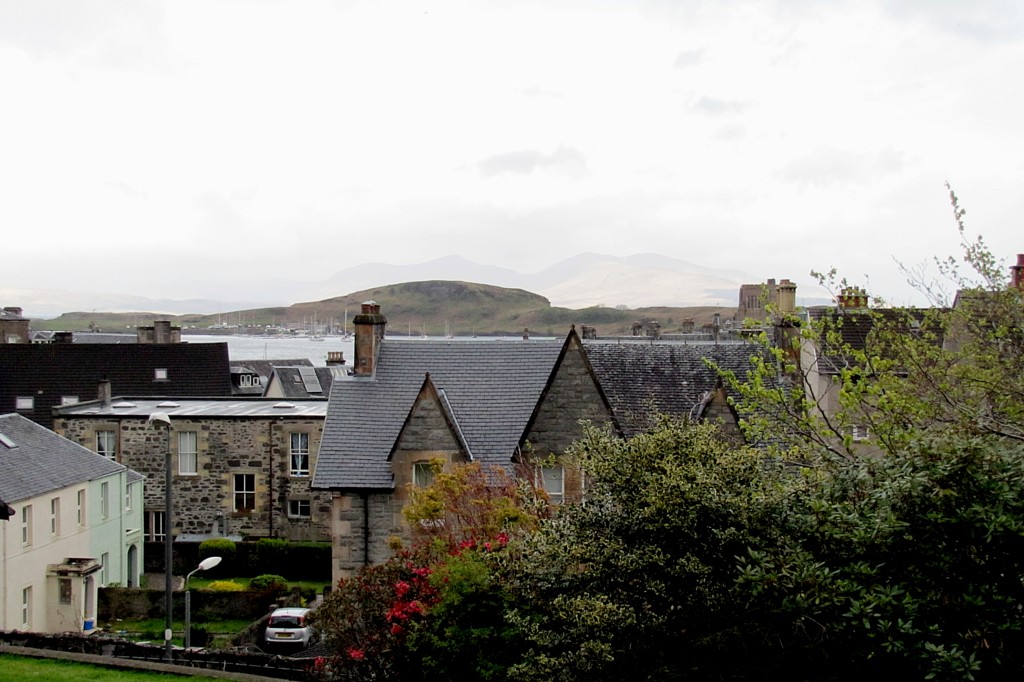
[0,413,128,504]
[583,339,769,438]
[313,338,565,490]
[805,307,941,374]
[0,342,233,429]
[270,366,335,398]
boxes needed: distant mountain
[9,253,817,319]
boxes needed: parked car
[264,607,314,647]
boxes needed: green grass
[186,576,331,593]
[102,617,254,649]
[0,654,223,680]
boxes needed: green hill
[33,281,737,337]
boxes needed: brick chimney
[837,286,868,309]
[352,301,387,376]
[1011,254,1024,291]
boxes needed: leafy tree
[503,419,796,681]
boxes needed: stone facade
[328,336,614,580]
[523,337,613,504]
[54,411,331,543]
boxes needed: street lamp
[185,556,221,649]
[147,411,173,662]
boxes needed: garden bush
[199,537,237,572]
[206,580,244,592]
[250,574,288,594]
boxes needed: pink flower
[347,647,365,661]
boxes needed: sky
[2,0,1023,309]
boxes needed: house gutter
[268,420,275,539]
[362,492,370,568]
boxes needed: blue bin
[84,618,94,631]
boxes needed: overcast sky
[2,0,1022,307]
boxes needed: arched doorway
[127,545,138,588]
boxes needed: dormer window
[154,368,168,380]
[15,397,33,411]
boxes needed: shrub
[199,538,236,570]
[253,538,289,574]
[250,574,288,594]
[205,580,243,592]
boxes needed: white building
[0,414,144,633]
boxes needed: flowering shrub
[309,462,543,680]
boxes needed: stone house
[53,397,331,544]
[312,303,616,580]
[0,413,144,633]
[313,302,771,582]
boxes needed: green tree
[504,419,796,681]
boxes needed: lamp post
[185,556,221,649]
[148,411,173,662]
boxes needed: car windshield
[270,615,304,628]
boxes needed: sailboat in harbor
[309,311,325,341]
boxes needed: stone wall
[331,492,403,579]
[525,338,614,503]
[54,415,331,542]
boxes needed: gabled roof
[269,366,335,398]
[388,373,473,461]
[229,359,314,396]
[0,413,128,504]
[0,342,233,428]
[313,337,566,490]
[583,340,767,438]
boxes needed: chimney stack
[97,380,112,408]
[352,301,387,376]
[776,279,797,315]
[1011,254,1024,291]
[837,286,868,310]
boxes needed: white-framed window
[77,489,86,526]
[234,473,255,511]
[15,396,33,411]
[147,511,166,541]
[22,586,32,629]
[240,374,258,388]
[412,461,435,488]
[154,368,168,380]
[125,481,134,512]
[178,431,198,475]
[50,496,60,536]
[96,430,117,460]
[288,499,311,518]
[850,424,870,442]
[100,482,109,519]
[21,505,32,546]
[289,433,309,477]
[100,552,109,585]
[537,464,565,504]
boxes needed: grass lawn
[0,654,223,681]
[186,576,331,593]
[102,617,254,649]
